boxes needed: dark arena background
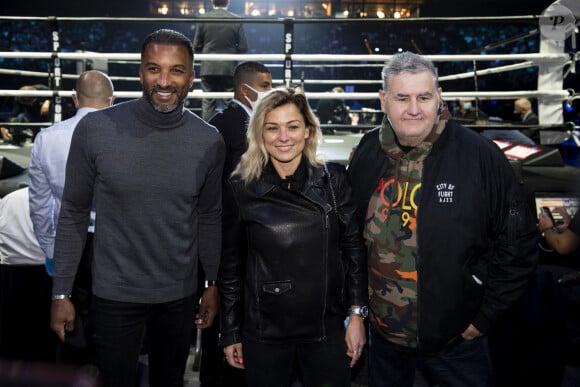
[1,0,580,386]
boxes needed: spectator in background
[0,187,55,363]
[495,205,580,387]
[514,98,540,143]
[194,0,248,121]
[28,70,115,365]
[459,96,537,146]
[316,86,352,134]
[210,61,272,178]
[452,98,487,124]
[200,60,271,387]
[1,84,51,145]
[514,97,539,125]
[539,206,580,363]
[538,206,580,256]
[29,70,114,269]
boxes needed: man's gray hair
[381,51,439,91]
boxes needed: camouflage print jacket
[348,118,539,353]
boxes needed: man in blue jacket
[348,51,538,387]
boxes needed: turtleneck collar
[134,97,189,130]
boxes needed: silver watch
[348,305,369,318]
[52,294,70,300]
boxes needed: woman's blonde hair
[233,86,323,183]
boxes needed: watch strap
[348,305,368,318]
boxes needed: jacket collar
[253,160,331,210]
[379,106,451,161]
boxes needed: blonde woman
[219,87,367,386]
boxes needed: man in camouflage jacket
[348,52,538,387]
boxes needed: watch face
[360,306,369,318]
[349,305,369,318]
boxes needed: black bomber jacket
[348,121,539,352]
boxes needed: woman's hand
[345,315,366,368]
[224,343,245,369]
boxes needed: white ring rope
[0,51,572,101]
[0,89,570,101]
[0,68,382,87]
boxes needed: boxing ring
[0,9,578,165]
[2,11,580,386]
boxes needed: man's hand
[51,298,76,342]
[461,323,482,341]
[195,285,218,329]
[40,99,51,116]
[552,206,571,230]
[1,127,12,142]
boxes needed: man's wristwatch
[52,294,70,300]
[348,305,369,318]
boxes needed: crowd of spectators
[0,17,574,123]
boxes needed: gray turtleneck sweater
[52,98,225,303]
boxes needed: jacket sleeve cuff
[472,311,492,335]
[218,330,242,348]
[52,277,75,297]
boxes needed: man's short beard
[144,88,185,113]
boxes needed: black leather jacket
[219,161,367,347]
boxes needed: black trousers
[200,75,233,121]
[90,294,196,387]
[199,316,247,387]
[242,333,351,387]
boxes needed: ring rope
[0,89,570,101]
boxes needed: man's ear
[240,83,250,97]
[378,89,387,113]
[189,70,195,89]
[71,93,79,109]
[437,87,443,114]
